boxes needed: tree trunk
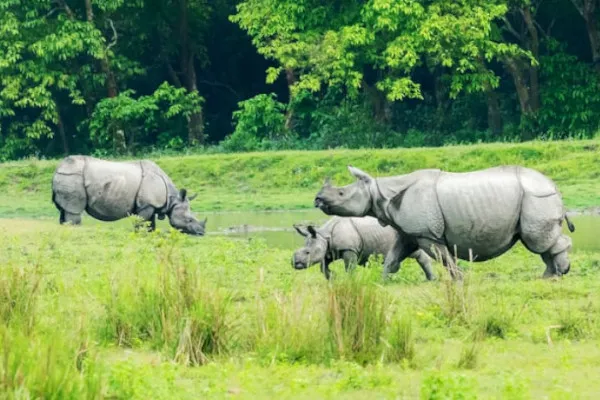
[587,16,600,68]
[570,0,600,69]
[484,84,503,136]
[84,0,124,151]
[521,8,540,112]
[179,0,204,145]
[504,58,533,116]
[56,106,70,155]
[284,68,297,130]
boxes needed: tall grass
[100,230,235,366]
[0,326,104,399]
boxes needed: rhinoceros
[292,216,434,280]
[313,165,575,280]
[51,155,207,235]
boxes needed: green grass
[1,217,600,398]
[1,139,599,217]
[1,140,599,398]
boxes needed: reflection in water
[205,210,600,253]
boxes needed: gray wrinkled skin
[291,216,434,280]
[314,165,575,280]
[52,155,207,235]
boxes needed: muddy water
[207,210,600,253]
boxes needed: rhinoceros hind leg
[63,212,82,225]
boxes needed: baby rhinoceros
[292,216,434,280]
[52,155,207,235]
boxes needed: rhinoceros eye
[338,190,344,196]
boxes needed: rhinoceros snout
[314,197,324,208]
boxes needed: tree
[231,0,528,136]
[0,0,106,159]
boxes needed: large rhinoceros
[51,155,207,235]
[292,216,434,280]
[313,165,575,280]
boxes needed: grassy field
[1,217,600,398]
[0,139,599,218]
[1,139,599,399]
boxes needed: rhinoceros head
[314,166,373,217]
[168,188,207,236]
[291,224,328,270]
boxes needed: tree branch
[106,19,118,51]
[166,61,183,88]
[569,0,585,17]
[55,0,75,19]
[502,17,522,41]
[197,80,241,100]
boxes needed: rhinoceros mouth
[314,197,332,214]
[294,262,307,270]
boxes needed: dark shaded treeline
[0,0,598,160]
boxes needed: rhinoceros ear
[307,225,318,238]
[179,188,187,200]
[293,224,309,237]
[348,165,372,183]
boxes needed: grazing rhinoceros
[51,155,207,235]
[292,216,434,280]
[313,165,575,280]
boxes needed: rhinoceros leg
[321,259,332,280]
[410,250,436,281]
[383,238,435,280]
[136,206,156,231]
[63,212,82,225]
[342,251,358,273]
[423,243,463,280]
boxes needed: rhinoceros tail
[565,214,575,233]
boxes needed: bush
[222,93,292,152]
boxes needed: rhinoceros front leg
[135,206,156,232]
[342,251,358,273]
[382,237,420,280]
[321,259,332,280]
[410,250,436,281]
[63,211,82,225]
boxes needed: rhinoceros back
[83,158,143,220]
[52,155,87,214]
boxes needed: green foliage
[222,93,290,152]
[421,371,478,400]
[538,39,600,138]
[231,0,525,100]
[89,82,204,154]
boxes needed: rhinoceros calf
[314,165,575,280]
[52,155,207,235]
[292,216,434,280]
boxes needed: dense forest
[0,0,599,160]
